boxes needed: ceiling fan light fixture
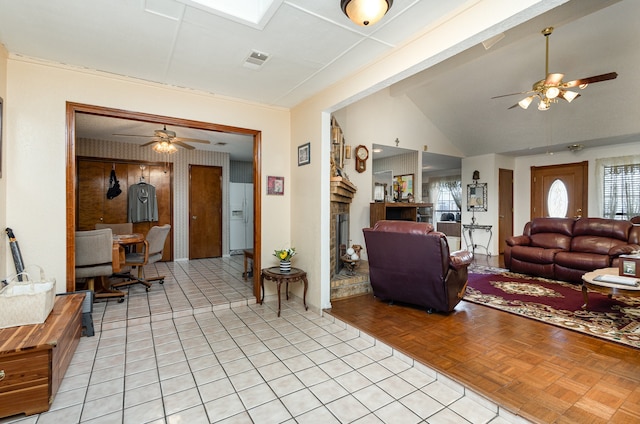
[153,141,178,154]
[341,0,392,26]
[518,96,534,110]
[545,86,560,99]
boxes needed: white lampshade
[341,0,393,26]
[518,96,534,110]
[538,99,550,111]
[153,141,178,154]
[545,86,560,99]
[563,90,579,102]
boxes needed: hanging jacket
[128,182,158,223]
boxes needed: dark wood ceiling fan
[492,27,618,111]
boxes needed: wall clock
[355,145,368,173]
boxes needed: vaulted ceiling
[0,0,637,159]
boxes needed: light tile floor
[1,256,530,424]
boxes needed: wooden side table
[260,267,308,317]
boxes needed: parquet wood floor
[327,255,640,424]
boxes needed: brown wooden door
[77,161,106,230]
[189,165,222,259]
[498,168,513,254]
[531,161,588,219]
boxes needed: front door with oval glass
[531,161,588,219]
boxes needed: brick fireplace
[330,177,371,300]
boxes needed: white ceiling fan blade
[113,133,155,138]
[171,140,196,150]
[173,137,210,144]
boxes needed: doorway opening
[65,102,263,300]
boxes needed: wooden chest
[0,294,84,418]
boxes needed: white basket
[0,266,56,329]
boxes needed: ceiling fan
[492,27,618,111]
[114,125,211,150]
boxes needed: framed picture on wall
[267,176,284,195]
[298,142,310,166]
[393,174,414,201]
[467,183,487,211]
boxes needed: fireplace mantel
[330,177,356,204]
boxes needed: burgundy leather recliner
[363,220,473,312]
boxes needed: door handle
[192,216,197,220]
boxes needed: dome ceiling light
[340,0,393,26]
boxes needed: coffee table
[581,267,640,309]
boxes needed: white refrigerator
[229,183,254,251]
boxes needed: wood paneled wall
[76,157,173,260]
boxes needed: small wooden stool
[243,249,254,280]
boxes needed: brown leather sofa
[363,220,473,312]
[505,217,640,283]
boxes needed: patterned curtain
[440,180,462,210]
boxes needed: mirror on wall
[373,170,392,202]
[371,144,419,202]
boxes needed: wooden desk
[0,294,83,417]
[260,267,308,317]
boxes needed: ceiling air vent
[243,51,269,70]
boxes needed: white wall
[0,44,7,279]
[5,56,290,294]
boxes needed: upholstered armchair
[363,220,473,313]
[112,224,171,290]
[75,228,125,302]
[95,222,133,235]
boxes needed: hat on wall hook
[394,138,399,146]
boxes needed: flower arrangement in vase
[274,247,296,273]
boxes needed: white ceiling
[0,0,638,162]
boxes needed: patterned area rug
[465,266,640,349]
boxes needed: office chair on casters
[112,224,171,291]
[75,228,126,302]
